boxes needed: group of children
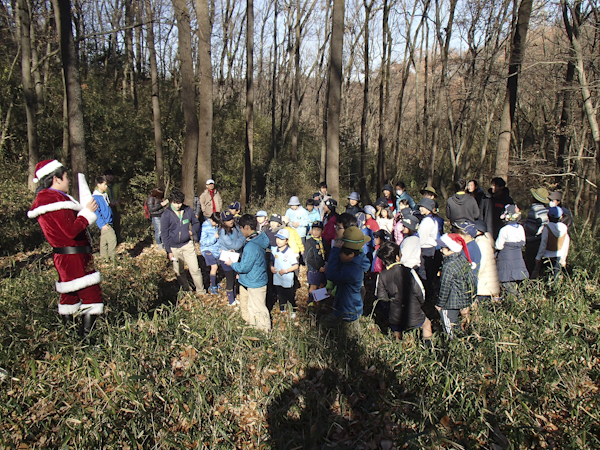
[159,178,571,339]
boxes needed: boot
[78,314,97,337]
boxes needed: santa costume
[28,160,103,321]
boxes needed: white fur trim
[58,302,82,315]
[77,208,97,225]
[440,234,462,253]
[34,160,63,183]
[79,303,104,315]
[28,200,83,219]
[56,272,101,294]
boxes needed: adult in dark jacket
[161,189,205,293]
[147,187,169,248]
[446,179,480,227]
[481,177,514,240]
[376,242,431,342]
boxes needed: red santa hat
[437,233,472,263]
[33,159,63,183]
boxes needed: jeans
[152,216,162,245]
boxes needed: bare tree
[173,0,199,204]
[240,0,254,207]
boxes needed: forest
[1,0,600,448]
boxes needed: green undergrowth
[0,230,599,448]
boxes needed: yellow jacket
[285,226,305,254]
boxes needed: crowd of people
[28,158,573,340]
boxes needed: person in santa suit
[27,159,103,337]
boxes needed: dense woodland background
[2,0,600,219]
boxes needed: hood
[451,192,472,205]
[248,231,270,249]
[547,222,568,238]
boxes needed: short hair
[151,187,164,199]
[306,198,315,206]
[36,166,67,192]
[238,213,257,230]
[338,213,358,229]
[395,181,406,190]
[169,189,185,203]
[209,212,221,224]
[454,179,467,191]
[319,181,328,188]
[96,176,107,185]
[398,199,409,206]
[378,241,400,267]
[491,177,506,188]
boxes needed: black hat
[383,184,393,192]
[416,198,436,213]
[373,229,392,241]
[311,220,324,229]
[324,198,338,210]
[375,197,388,207]
[474,219,487,233]
[269,213,283,224]
[402,215,419,231]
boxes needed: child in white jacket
[533,206,570,279]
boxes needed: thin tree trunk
[290,0,300,162]
[495,0,533,181]
[145,0,164,188]
[54,0,87,199]
[271,0,278,160]
[196,0,214,194]
[240,0,253,207]
[377,0,389,193]
[173,0,199,205]
[326,0,344,200]
[18,0,39,191]
[360,0,373,202]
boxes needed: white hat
[288,196,301,206]
[276,229,290,240]
[33,159,63,183]
[206,179,215,185]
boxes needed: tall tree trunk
[377,0,389,193]
[124,0,137,108]
[173,0,199,205]
[290,0,300,162]
[556,60,575,187]
[271,0,278,160]
[18,0,39,192]
[54,0,87,200]
[240,0,254,207]
[495,0,533,181]
[360,0,373,202]
[326,0,344,200]
[196,0,214,194]
[145,0,165,189]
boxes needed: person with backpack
[146,187,169,249]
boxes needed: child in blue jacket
[219,211,245,305]
[200,213,221,295]
[325,226,371,333]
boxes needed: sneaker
[291,312,297,320]
[209,286,219,295]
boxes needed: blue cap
[256,210,268,217]
[228,202,241,210]
[221,211,234,222]
[348,192,360,201]
[276,229,290,240]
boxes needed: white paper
[312,288,330,302]
[219,250,240,263]
[78,173,93,206]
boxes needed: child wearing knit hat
[435,233,477,338]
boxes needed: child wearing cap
[219,211,245,305]
[345,192,362,216]
[435,234,477,338]
[306,199,321,232]
[228,202,242,225]
[270,229,300,317]
[399,215,421,270]
[382,184,396,212]
[495,205,529,298]
[285,196,310,245]
[454,220,481,277]
[256,210,268,231]
[200,212,222,295]
[321,198,339,252]
[533,206,570,279]
[376,241,431,342]
[305,221,327,294]
[325,226,372,332]
[372,229,391,274]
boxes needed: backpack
[144,198,150,219]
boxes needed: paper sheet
[78,173,93,206]
[312,287,330,302]
[219,250,240,263]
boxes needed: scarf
[208,189,216,213]
[313,236,325,259]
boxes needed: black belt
[53,246,93,255]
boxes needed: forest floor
[0,176,599,449]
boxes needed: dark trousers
[275,285,297,311]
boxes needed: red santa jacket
[28,188,101,293]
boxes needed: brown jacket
[199,189,222,218]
